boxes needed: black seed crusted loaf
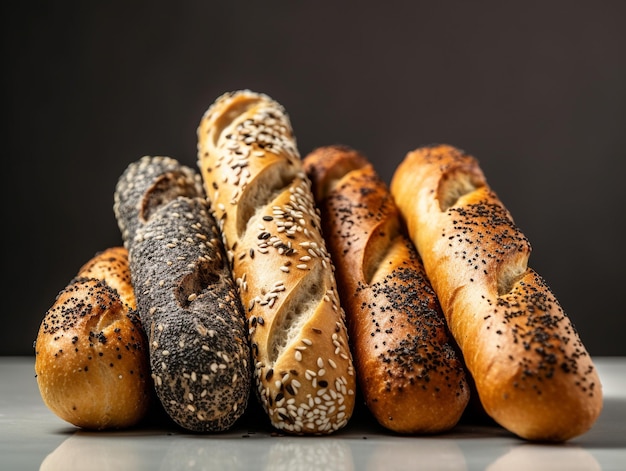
[115,155,205,245]
[390,144,603,441]
[197,90,356,434]
[114,155,251,432]
[303,145,470,434]
[34,247,153,430]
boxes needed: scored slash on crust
[197,90,356,434]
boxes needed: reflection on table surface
[36,421,614,471]
[1,357,624,471]
[37,395,625,471]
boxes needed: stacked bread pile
[34,90,602,441]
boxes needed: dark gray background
[4,2,625,356]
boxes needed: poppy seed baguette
[390,144,603,441]
[197,90,356,434]
[303,145,470,434]
[114,154,205,245]
[114,155,251,432]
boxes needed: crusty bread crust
[114,156,251,432]
[34,247,152,430]
[197,91,356,434]
[304,145,469,434]
[390,144,603,441]
[77,246,137,310]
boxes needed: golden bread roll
[390,144,603,441]
[303,145,469,433]
[34,247,152,430]
[197,90,356,434]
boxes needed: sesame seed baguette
[34,247,153,430]
[114,155,251,432]
[303,145,470,434]
[197,90,356,435]
[389,144,603,441]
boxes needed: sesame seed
[196,92,357,433]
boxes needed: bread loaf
[303,145,469,433]
[197,90,356,434]
[390,144,603,441]
[114,155,251,432]
[34,247,152,430]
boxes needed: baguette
[389,144,603,441]
[34,247,152,430]
[114,155,251,432]
[197,90,356,434]
[303,145,469,433]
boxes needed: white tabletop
[1,356,624,470]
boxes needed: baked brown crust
[390,144,603,441]
[77,246,137,310]
[303,145,469,434]
[34,247,152,430]
[197,90,356,434]
[114,155,251,432]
